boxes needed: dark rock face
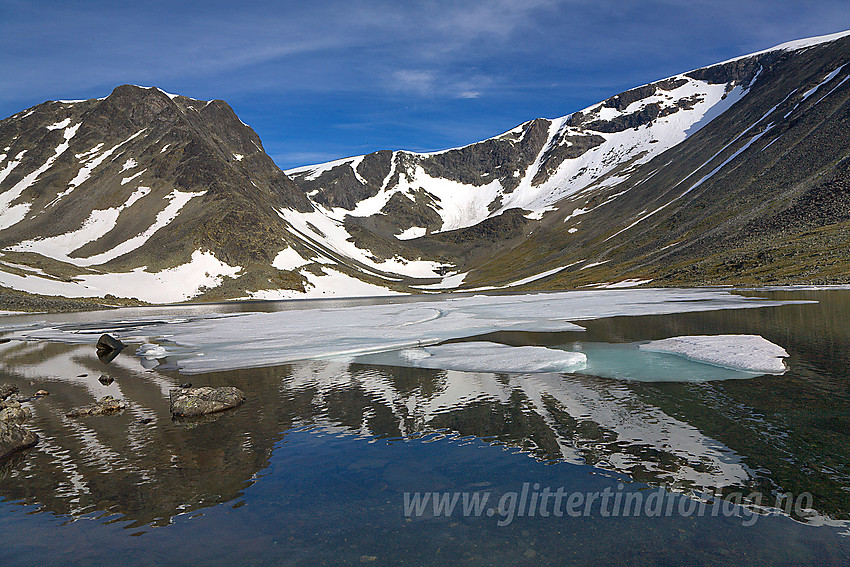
[580,103,662,133]
[66,396,126,417]
[300,150,394,211]
[379,191,443,233]
[169,386,245,417]
[420,118,551,193]
[686,54,770,86]
[601,84,657,111]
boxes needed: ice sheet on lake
[639,335,788,374]
[358,340,776,382]
[2,289,804,375]
[396,342,587,373]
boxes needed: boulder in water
[170,386,245,417]
[0,420,38,459]
[96,334,126,363]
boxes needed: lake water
[1,289,849,565]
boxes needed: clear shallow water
[1,289,850,565]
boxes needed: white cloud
[388,68,493,99]
[391,70,438,97]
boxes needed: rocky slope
[1,31,849,303]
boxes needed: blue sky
[3,1,850,170]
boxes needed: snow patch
[120,169,146,185]
[271,247,307,271]
[76,250,241,302]
[287,156,360,181]
[597,279,653,288]
[279,208,446,279]
[506,265,570,287]
[0,249,239,302]
[248,267,401,300]
[0,150,26,186]
[74,189,205,266]
[46,118,71,130]
[410,271,468,290]
[395,226,427,240]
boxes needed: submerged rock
[66,396,126,417]
[98,375,114,386]
[170,386,245,417]
[0,420,38,460]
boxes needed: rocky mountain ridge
[1,30,849,304]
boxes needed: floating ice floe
[136,344,168,358]
[639,335,789,374]
[397,342,587,373]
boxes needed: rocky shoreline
[0,335,247,462]
[0,289,149,314]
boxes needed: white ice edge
[639,334,789,374]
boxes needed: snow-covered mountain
[288,75,743,235]
[285,30,850,292]
[1,30,850,304]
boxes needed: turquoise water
[1,289,849,565]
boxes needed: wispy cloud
[390,70,438,97]
[387,69,494,100]
[3,0,850,168]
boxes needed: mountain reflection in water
[0,289,848,564]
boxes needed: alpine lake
[1,288,850,566]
